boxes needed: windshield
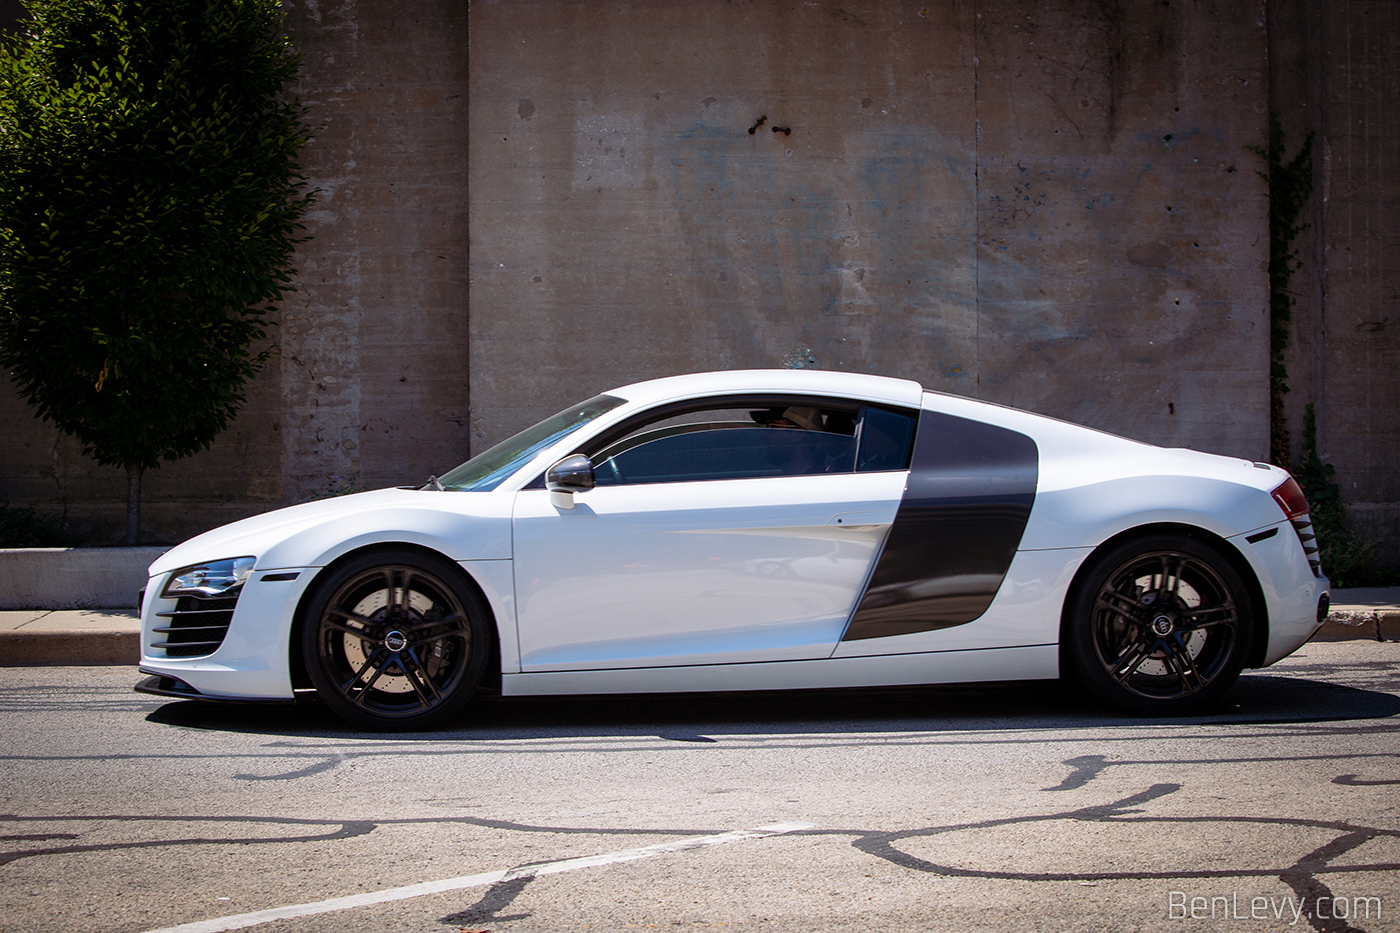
[436,394,626,491]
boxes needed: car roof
[606,369,926,409]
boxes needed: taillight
[1271,476,1310,520]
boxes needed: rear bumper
[1230,521,1330,666]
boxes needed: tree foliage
[0,0,313,541]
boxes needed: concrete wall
[278,0,471,500]
[469,0,1270,459]
[1270,0,1400,569]
[0,0,1395,570]
[1315,1,1400,567]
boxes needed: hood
[148,487,512,576]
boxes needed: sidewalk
[1,590,1396,667]
[0,608,140,665]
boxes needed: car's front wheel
[1064,534,1254,716]
[302,549,489,730]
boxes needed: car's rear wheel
[302,549,488,730]
[1065,534,1254,716]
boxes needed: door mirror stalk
[546,454,595,510]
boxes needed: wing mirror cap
[546,454,596,492]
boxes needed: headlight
[161,557,256,598]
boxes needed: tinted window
[857,407,917,471]
[591,403,858,485]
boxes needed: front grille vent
[1291,516,1323,577]
[151,595,239,658]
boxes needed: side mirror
[546,454,594,509]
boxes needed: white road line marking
[139,821,815,933]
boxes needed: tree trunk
[125,463,143,545]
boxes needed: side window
[857,407,917,472]
[591,403,859,485]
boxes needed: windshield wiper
[422,475,444,491]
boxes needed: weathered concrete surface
[1314,1,1400,568]
[1270,0,1400,571]
[973,2,1270,449]
[1268,0,1326,476]
[0,547,167,610]
[469,0,1269,455]
[279,0,471,501]
[2,0,1397,572]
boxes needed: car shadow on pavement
[143,672,1400,740]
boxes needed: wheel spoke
[338,647,384,699]
[1165,639,1204,693]
[374,568,393,597]
[387,652,431,710]
[327,607,377,628]
[322,618,370,638]
[404,617,469,649]
[1111,641,1153,683]
[405,612,466,634]
[406,631,465,653]
[373,568,401,622]
[403,647,443,704]
[395,570,418,616]
[352,652,406,707]
[1095,585,1144,620]
[1157,554,1184,602]
[1182,604,1235,631]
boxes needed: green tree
[0,0,312,543]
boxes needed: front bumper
[137,566,316,700]
[135,673,297,704]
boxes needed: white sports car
[136,370,1330,728]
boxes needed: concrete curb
[0,610,142,666]
[1312,610,1400,642]
[0,631,139,666]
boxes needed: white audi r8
[136,370,1330,728]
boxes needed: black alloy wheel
[302,549,489,730]
[1065,534,1254,716]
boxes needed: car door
[511,399,916,672]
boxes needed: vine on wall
[1249,119,1314,469]
[1251,121,1384,585]
[1297,404,1374,585]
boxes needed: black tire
[301,548,489,730]
[1064,534,1254,716]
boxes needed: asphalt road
[2,642,1399,933]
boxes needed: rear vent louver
[1291,516,1323,577]
[152,595,239,658]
